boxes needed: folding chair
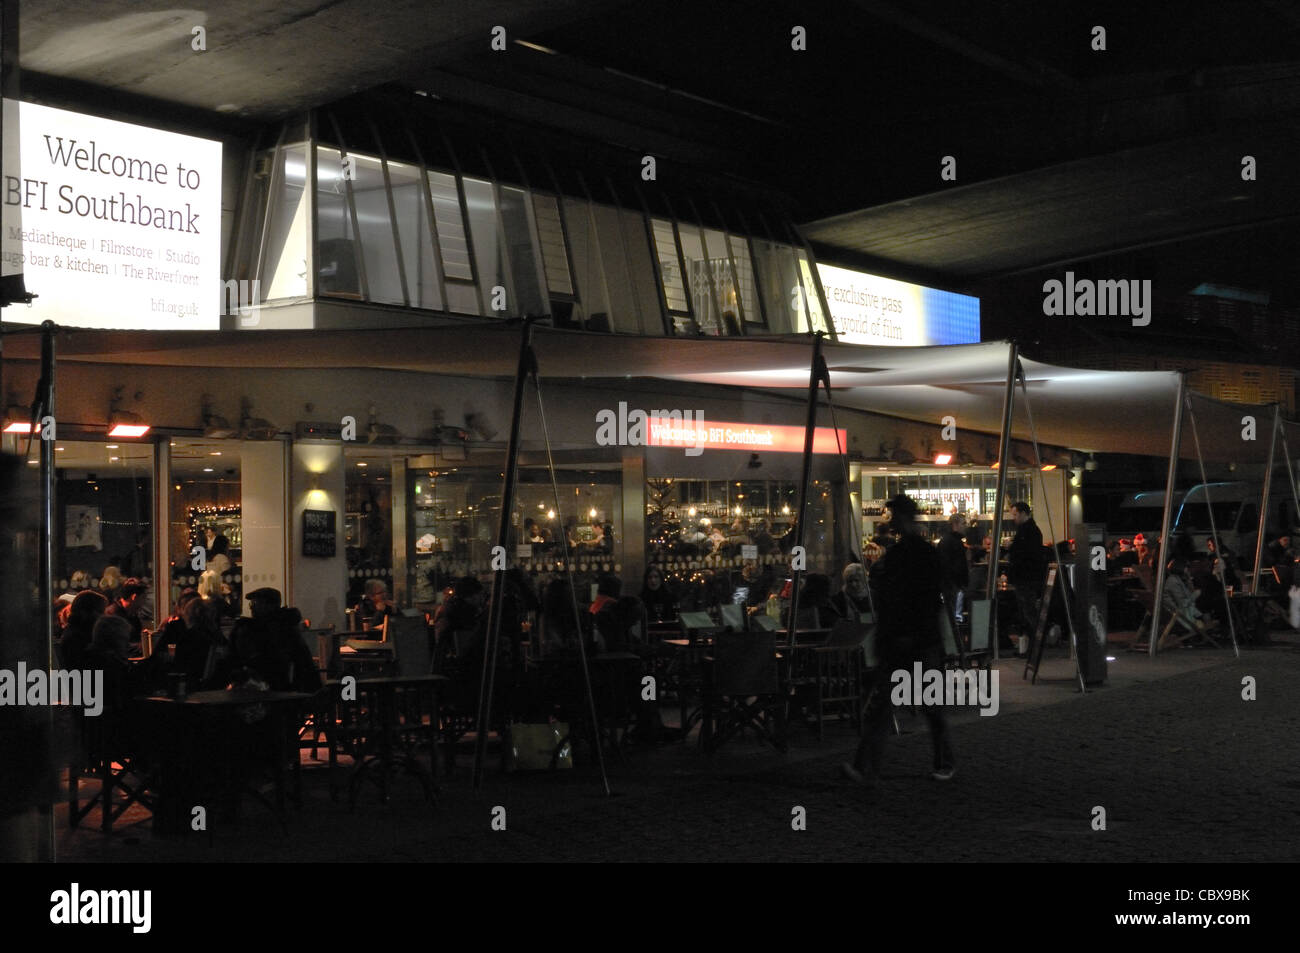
[68,705,154,833]
[665,611,719,738]
[702,630,786,754]
[719,603,746,632]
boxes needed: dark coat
[870,533,943,664]
[937,530,969,587]
[1008,518,1046,588]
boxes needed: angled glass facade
[226,103,834,337]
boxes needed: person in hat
[842,493,954,785]
[230,587,319,692]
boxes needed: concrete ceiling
[17,1,1300,290]
[20,0,600,119]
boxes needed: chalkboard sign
[302,509,336,558]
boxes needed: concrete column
[622,449,646,592]
[291,441,348,631]
[240,440,289,614]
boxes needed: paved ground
[56,636,1300,863]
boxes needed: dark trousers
[1014,585,1042,636]
[853,652,953,776]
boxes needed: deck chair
[1129,587,1221,651]
[702,630,786,754]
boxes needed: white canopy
[7,324,1282,459]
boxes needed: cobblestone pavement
[58,640,1300,863]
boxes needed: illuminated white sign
[817,263,979,346]
[1,101,221,329]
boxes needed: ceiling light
[108,386,150,438]
[357,461,368,467]
[203,467,214,473]
[2,403,32,433]
[934,453,952,466]
[1041,464,1057,471]
[108,421,150,438]
[106,444,119,449]
[209,451,222,456]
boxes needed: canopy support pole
[472,318,539,789]
[1250,407,1280,596]
[1149,374,1186,657]
[1184,393,1239,657]
[788,331,830,640]
[987,342,1018,663]
[1016,362,1086,692]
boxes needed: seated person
[231,588,320,692]
[151,591,218,689]
[86,614,151,711]
[353,578,397,631]
[59,589,109,671]
[433,576,488,665]
[784,573,833,630]
[707,525,727,554]
[1111,538,1139,571]
[104,578,149,654]
[640,565,677,622]
[830,562,872,619]
[1161,560,1220,636]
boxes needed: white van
[1173,481,1299,565]
[1105,490,1183,550]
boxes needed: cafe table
[323,674,446,808]
[136,688,314,836]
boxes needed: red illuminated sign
[646,417,847,454]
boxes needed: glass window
[797,248,831,335]
[349,153,404,306]
[702,227,743,335]
[315,146,361,299]
[651,218,689,315]
[532,192,574,296]
[727,234,761,326]
[619,208,664,335]
[344,449,394,612]
[463,177,505,315]
[428,171,472,280]
[388,158,442,311]
[677,225,733,336]
[262,143,308,301]
[500,186,547,317]
[39,439,154,624]
[752,239,802,333]
[168,439,243,612]
[589,202,637,332]
[562,196,607,329]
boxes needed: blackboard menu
[303,509,336,558]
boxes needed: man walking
[1008,501,1047,651]
[842,494,954,785]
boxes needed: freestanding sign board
[1073,522,1109,685]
